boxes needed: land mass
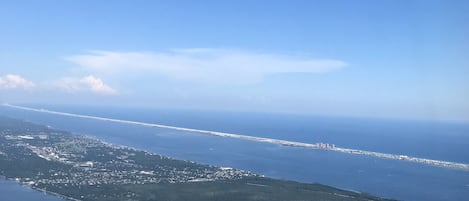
[0,116,394,201]
[4,103,467,171]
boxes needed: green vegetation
[0,116,394,201]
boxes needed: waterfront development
[4,103,469,171]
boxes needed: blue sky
[0,0,468,122]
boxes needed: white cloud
[65,48,347,84]
[54,75,117,95]
[0,74,35,90]
[80,75,117,95]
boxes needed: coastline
[0,176,73,201]
[4,103,469,171]
[0,126,391,201]
[2,110,467,201]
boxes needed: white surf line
[3,103,469,171]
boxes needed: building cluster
[315,143,336,150]
[2,129,255,190]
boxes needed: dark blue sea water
[0,178,63,201]
[1,105,469,201]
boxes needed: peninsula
[3,103,468,171]
[0,116,393,201]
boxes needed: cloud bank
[1,48,346,101]
[66,48,347,84]
[54,75,117,95]
[0,74,35,90]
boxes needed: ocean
[0,178,63,201]
[1,105,468,201]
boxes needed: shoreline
[0,130,384,201]
[3,103,469,171]
[0,176,75,201]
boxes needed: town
[0,117,393,201]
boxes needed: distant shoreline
[4,103,469,171]
[0,118,391,201]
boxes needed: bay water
[1,105,468,201]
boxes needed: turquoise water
[1,105,469,201]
